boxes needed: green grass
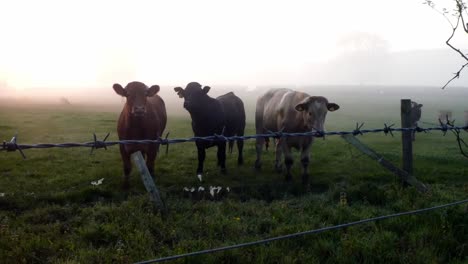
[0,100,467,264]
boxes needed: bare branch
[451,128,468,158]
[442,62,468,89]
[455,0,468,33]
[440,6,468,89]
[424,0,456,27]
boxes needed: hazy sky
[0,0,467,92]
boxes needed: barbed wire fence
[1,117,466,195]
[1,105,468,262]
[2,123,468,159]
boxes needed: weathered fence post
[131,151,167,216]
[341,134,428,193]
[401,99,413,175]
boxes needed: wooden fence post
[131,151,167,216]
[341,134,428,193]
[401,99,413,175]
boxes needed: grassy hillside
[0,94,467,263]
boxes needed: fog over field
[1,0,468,108]
[0,0,467,128]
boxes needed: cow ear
[295,103,307,112]
[327,103,340,111]
[202,86,211,94]
[113,83,127,97]
[418,104,423,108]
[147,85,160,97]
[174,87,185,98]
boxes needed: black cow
[174,82,245,179]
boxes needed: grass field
[0,90,467,263]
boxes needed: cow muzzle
[132,106,147,117]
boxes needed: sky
[0,0,467,94]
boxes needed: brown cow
[255,88,339,185]
[113,81,167,189]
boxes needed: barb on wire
[383,123,394,137]
[163,132,170,155]
[267,127,286,139]
[353,123,365,136]
[313,129,325,139]
[414,126,427,134]
[213,133,228,143]
[438,118,450,136]
[2,134,26,159]
[90,133,110,155]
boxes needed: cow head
[174,82,211,112]
[295,96,339,131]
[113,81,160,117]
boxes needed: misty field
[0,90,467,263]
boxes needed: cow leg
[237,139,244,165]
[255,137,265,169]
[300,144,311,186]
[196,142,206,177]
[282,141,293,182]
[217,142,227,174]
[274,138,283,173]
[119,145,131,190]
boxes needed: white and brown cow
[254,88,339,185]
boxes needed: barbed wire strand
[2,125,468,156]
[135,198,468,264]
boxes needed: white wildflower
[197,174,203,182]
[183,187,190,192]
[190,187,195,193]
[0,193,5,197]
[209,186,215,197]
[226,187,230,192]
[91,178,104,186]
[198,186,205,192]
